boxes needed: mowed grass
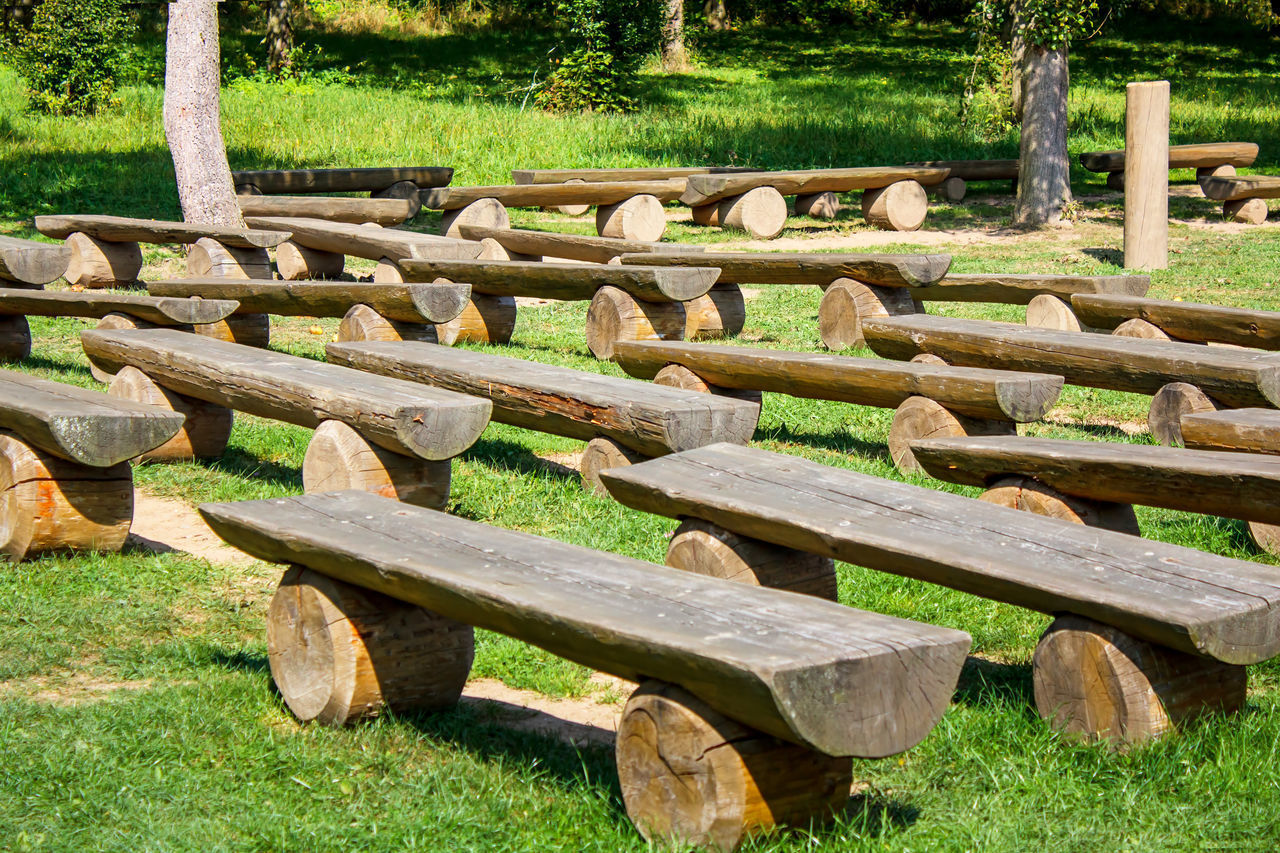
[4,12,1280,851]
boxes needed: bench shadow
[180,448,304,493]
[461,436,581,482]
[1080,247,1125,266]
[210,648,271,676]
[756,422,892,464]
[842,790,920,835]
[952,655,1036,712]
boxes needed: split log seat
[905,159,1020,199]
[621,250,951,288]
[457,225,704,265]
[1066,293,1280,348]
[326,339,761,493]
[0,235,71,287]
[199,489,970,850]
[34,214,291,288]
[0,371,183,560]
[512,166,757,184]
[599,442,1280,745]
[80,328,491,509]
[1201,175,1280,225]
[1080,142,1259,192]
[609,339,1063,473]
[1180,408,1280,555]
[237,195,419,226]
[231,166,453,196]
[861,315,1280,446]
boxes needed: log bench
[1080,142,1259,192]
[0,235,71,287]
[80,328,491,509]
[199,489,970,850]
[0,371,183,560]
[1201,175,1280,225]
[599,442,1280,745]
[610,339,1063,473]
[861,314,1280,446]
[237,195,419,226]
[327,340,761,492]
[905,158,1021,200]
[231,166,453,199]
[679,166,951,238]
[1062,293,1280,348]
[1180,408,1280,553]
[34,214,291,289]
[511,166,756,184]
[457,225,704,265]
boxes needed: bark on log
[597,195,666,242]
[585,286,687,360]
[666,519,836,600]
[302,420,451,510]
[1013,40,1072,226]
[107,366,233,462]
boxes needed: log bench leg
[1147,382,1223,446]
[371,180,421,203]
[978,475,1141,535]
[303,420,451,511]
[440,198,510,239]
[194,313,271,348]
[0,431,133,561]
[0,315,32,363]
[477,237,540,262]
[1113,317,1179,341]
[819,278,917,350]
[276,240,344,280]
[372,257,406,283]
[585,285,686,360]
[1224,198,1268,225]
[268,566,474,726]
[1196,164,1235,195]
[617,680,852,851]
[1248,522,1280,557]
[1106,171,1125,192]
[597,194,666,242]
[1033,614,1246,745]
[689,203,720,227]
[90,313,183,383]
[1025,294,1086,333]
[794,191,841,220]
[861,181,928,232]
[652,363,764,413]
[931,177,967,203]
[65,232,143,288]
[187,237,271,279]
[888,396,1015,475]
[666,518,836,599]
[108,366,233,461]
[683,282,746,341]
[717,187,787,240]
[436,295,518,346]
[546,177,590,216]
[338,304,439,344]
[580,437,645,496]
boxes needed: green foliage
[11,0,134,115]
[536,0,662,112]
[959,36,1018,140]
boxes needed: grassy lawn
[3,10,1280,851]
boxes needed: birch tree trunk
[164,0,243,227]
[266,0,293,75]
[661,0,687,71]
[1013,41,1071,226]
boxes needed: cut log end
[303,420,451,510]
[337,304,439,345]
[435,295,517,346]
[819,278,916,351]
[1025,294,1083,332]
[666,519,837,599]
[88,314,166,383]
[107,365,232,461]
[372,258,405,283]
[64,232,143,288]
[1113,317,1173,340]
[794,191,841,220]
[580,437,644,497]
[979,475,1141,536]
[718,187,788,240]
[187,237,271,280]
[1033,614,1246,745]
[597,194,666,242]
[616,680,852,851]
[932,177,967,203]
[1106,171,1126,191]
[652,363,764,414]
[1248,521,1280,558]
[547,178,591,216]
[889,396,1015,475]
[684,282,746,341]
[441,198,510,239]
[861,181,928,232]
[194,313,272,349]
[1225,198,1268,225]
[0,315,32,364]
[276,240,345,280]
[267,567,474,726]
[585,285,686,360]
[1148,382,1222,446]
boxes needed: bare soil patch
[128,490,259,567]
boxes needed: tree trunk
[164,0,244,227]
[661,0,687,71]
[704,0,728,30]
[1013,41,1071,227]
[266,0,293,75]
[1008,0,1026,120]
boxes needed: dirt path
[127,490,259,566]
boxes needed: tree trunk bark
[704,0,728,30]
[164,0,243,227]
[1008,0,1026,120]
[1013,41,1071,227]
[661,0,687,71]
[266,0,293,76]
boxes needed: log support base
[718,187,788,240]
[1025,294,1085,333]
[338,304,439,345]
[932,177,967,203]
[1148,382,1222,446]
[978,475,1141,536]
[1033,614,1246,745]
[819,278,917,350]
[666,519,837,599]
[194,313,272,348]
[580,437,644,496]
[689,203,720,227]
[302,420,451,510]
[0,315,32,363]
[440,198,510,239]
[861,181,928,232]
[794,191,841,220]
[107,366,233,461]
[267,566,474,726]
[889,396,1015,474]
[546,178,590,216]
[652,363,764,414]
[617,680,852,851]
[683,282,746,341]
[1247,521,1280,558]
[1106,171,1125,191]
[276,240,345,280]
[372,257,405,283]
[597,195,666,242]
[585,285,686,360]
[1224,198,1268,225]
[187,237,271,279]
[64,232,143,288]
[89,314,174,383]
[436,294,518,346]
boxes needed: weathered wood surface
[586,287,686,360]
[1071,293,1280,349]
[231,166,453,194]
[909,435,1280,525]
[237,194,417,226]
[328,340,759,456]
[108,366,233,461]
[423,180,687,210]
[914,273,1150,304]
[0,235,70,286]
[34,214,290,249]
[80,329,491,460]
[147,279,470,324]
[512,167,756,184]
[979,474,1140,535]
[862,315,1280,408]
[0,371,183,466]
[599,442,1280,664]
[1080,142,1259,173]
[1181,408,1280,455]
[905,159,1019,181]
[861,181,928,232]
[398,259,719,303]
[620,251,951,288]
[1201,175,1280,201]
[243,216,482,262]
[0,287,238,326]
[457,225,704,265]
[611,340,1062,422]
[199,489,970,757]
[681,166,951,206]
[1124,81,1170,271]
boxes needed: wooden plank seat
[1066,293,1280,349]
[1201,175,1279,224]
[231,166,453,196]
[327,339,761,492]
[199,489,970,849]
[621,250,952,288]
[599,442,1280,744]
[610,339,1063,473]
[905,159,1020,200]
[1179,408,1280,555]
[861,315,1280,446]
[237,195,419,226]
[456,225,704,265]
[512,166,757,184]
[679,166,951,237]
[80,328,491,509]
[0,371,184,560]
[0,235,71,287]
[1080,142,1259,192]
[34,214,292,288]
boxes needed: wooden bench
[80,328,491,509]
[1080,142,1259,191]
[1201,175,1279,224]
[231,166,453,198]
[0,371,183,560]
[1063,293,1280,348]
[200,489,969,849]
[679,166,951,237]
[862,314,1280,445]
[610,339,1063,472]
[905,158,1020,200]
[238,195,419,226]
[512,166,756,184]
[457,225,704,265]
[600,442,1280,745]
[0,235,71,287]
[1179,408,1280,553]
[328,340,761,492]
[34,214,291,288]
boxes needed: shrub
[536,0,662,112]
[12,0,135,115]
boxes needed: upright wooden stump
[718,187,787,240]
[889,396,1015,474]
[683,283,746,341]
[0,431,133,561]
[64,232,143,288]
[580,436,644,496]
[690,203,720,227]
[338,304,439,344]
[1148,382,1222,446]
[435,295,518,346]
[979,475,1141,536]
[302,420,451,510]
[1033,614,1245,745]
[653,363,764,414]
[1224,198,1268,225]
[597,194,666,242]
[861,181,928,232]
[794,191,841,220]
[0,315,31,363]
[194,313,272,348]
[585,285,686,360]
[276,240,345,280]
[1123,81,1170,270]
[440,198,510,239]
[108,366,233,461]
[819,278,917,350]
[666,519,836,599]
[187,237,272,279]
[1025,294,1084,332]
[268,566,474,726]
[616,680,852,851]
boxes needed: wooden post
[1123,81,1170,270]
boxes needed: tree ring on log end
[889,396,1014,474]
[979,475,1141,535]
[108,366,232,461]
[819,278,916,351]
[666,518,836,599]
[435,295,517,346]
[585,285,686,360]
[580,437,644,496]
[1148,382,1222,447]
[303,420,451,510]
[597,195,666,242]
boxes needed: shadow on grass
[953,655,1036,712]
[210,648,271,677]
[758,421,892,463]
[462,436,581,482]
[208,448,304,492]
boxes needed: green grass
[4,12,1280,852]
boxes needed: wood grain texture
[717,187,788,239]
[1181,408,1280,454]
[423,180,687,209]
[457,225,704,265]
[1203,175,1280,201]
[1148,382,1221,446]
[585,286,687,360]
[336,304,438,345]
[905,159,1019,181]
[434,295,517,345]
[34,214,289,248]
[148,278,470,324]
[398,258,718,303]
[818,278,917,350]
[186,239,271,280]
[198,489,971,757]
[888,396,1014,473]
[63,233,142,288]
[231,166,453,194]
[238,194,417,225]
[684,283,746,340]
[1025,295,1085,332]
[1123,81,1170,271]
[1080,141,1259,173]
[596,195,666,242]
[598,442,1280,664]
[978,475,1141,536]
[243,216,482,262]
[620,250,951,288]
[0,235,70,285]
[861,181,928,232]
[439,199,510,239]
[0,287,236,325]
[512,166,754,184]
[302,420,450,510]
[580,436,644,496]
[107,366,233,462]
[681,166,950,206]
[81,328,491,461]
[667,518,837,599]
[1072,293,1280,349]
[918,273,1150,304]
